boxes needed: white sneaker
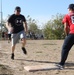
[56,64,64,70]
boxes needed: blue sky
[0,0,74,28]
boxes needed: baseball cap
[15,6,21,12]
[68,4,74,10]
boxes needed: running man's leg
[59,34,74,66]
[11,45,15,60]
[11,34,20,59]
[20,31,27,54]
[21,38,26,48]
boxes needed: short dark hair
[15,6,21,12]
[68,4,74,10]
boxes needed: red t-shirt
[62,12,74,34]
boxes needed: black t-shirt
[8,14,26,33]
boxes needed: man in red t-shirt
[58,4,74,69]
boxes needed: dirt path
[0,40,74,75]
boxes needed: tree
[26,15,44,39]
[27,15,39,34]
[43,13,65,39]
[29,23,38,33]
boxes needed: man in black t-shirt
[6,6,28,60]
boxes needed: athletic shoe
[56,64,64,70]
[22,47,27,54]
[11,53,14,60]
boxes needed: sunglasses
[16,9,21,12]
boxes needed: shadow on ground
[16,59,74,70]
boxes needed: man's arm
[6,22,10,30]
[64,22,70,36]
[6,22,13,32]
[23,21,28,33]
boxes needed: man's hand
[25,29,28,34]
[8,27,13,33]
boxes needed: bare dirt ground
[0,40,74,75]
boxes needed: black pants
[60,34,74,65]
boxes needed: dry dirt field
[0,40,74,75]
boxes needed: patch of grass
[0,64,4,66]
[0,64,13,74]
[42,43,57,45]
[28,43,36,44]
[54,49,57,50]
[44,46,47,48]
[36,51,43,53]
